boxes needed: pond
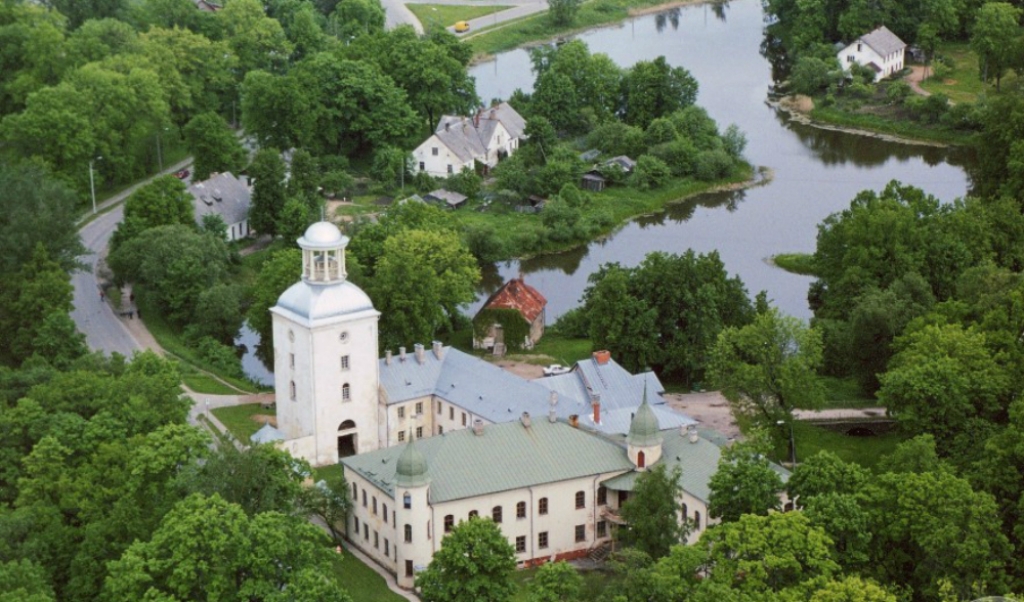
[467,0,974,322]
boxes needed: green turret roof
[395,434,430,487]
[627,388,662,447]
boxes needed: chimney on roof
[593,350,611,365]
[490,108,496,119]
[474,108,482,128]
[473,418,484,436]
[445,121,450,131]
[414,343,425,364]
[569,414,579,428]
[687,424,699,444]
[521,412,531,428]
[385,349,392,365]
[399,346,406,362]
[432,340,444,360]
[549,391,558,406]
[591,394,601,424]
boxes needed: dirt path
[905,65,932,97]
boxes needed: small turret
[627,385,662,469]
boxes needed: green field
[776,421,904,471]
[407,3,511,29]
[331,551,407,602]
[211,402,275,442]
[920,41,1023,104]
[527,335,593,366]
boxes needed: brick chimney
[593,350,611,365]
[591,394,601,424]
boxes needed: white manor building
[412,103,526,178]
[265,221,788,588]
[837,25,906,82]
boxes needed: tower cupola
[298,221,348,285]
[627,386,663,469]
[395,434,430,488]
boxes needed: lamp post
[89,156,102,215]
[156,128,167,171]
[777,419,796,466]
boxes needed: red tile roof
[481,277,547,323]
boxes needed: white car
[542,364,571,376]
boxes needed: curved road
[70,158,191,358]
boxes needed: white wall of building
[838,41,905,82]
[412,136,471,178]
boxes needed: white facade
[838,26,906,82]
[412,133,473,178]
[412,103,525,178]
[270,222,382,466]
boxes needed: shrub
[645,117,679,147]
[846,82,872,99]
[940,102,983,131]
[630,155,672,190]
[790,56,834,95]
[886,81,911,105]
[193,336,244,379]
[649,139,699,177]
[694,149,734,181]
[553,307,589,337]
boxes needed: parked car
[174,169,190,179]
[542,364,571,376]
[454,21,470,33]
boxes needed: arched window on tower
[342,383,351,401]
[637,450,646,468]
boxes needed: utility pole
[89,157,101,214]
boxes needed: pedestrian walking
[100,290,105,301]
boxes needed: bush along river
[467,0,974,323]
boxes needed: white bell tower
[270,221,381,466]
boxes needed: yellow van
[454,21,470,33]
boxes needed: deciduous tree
[416,516,516,602]
[619,464,686,559]
[707,440,784,522]
[183,111,246,181]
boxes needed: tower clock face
[339,331,349,343]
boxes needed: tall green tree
[246,247,302,361]
[526,561,582,602]
[971,2,1023,91]
[548,0,583,25]
[112,175,195,250]
[707,440,784,522]
[249,147,288,236]
[217,0,293,74]
[618,464,686,559]
[373,229,480,350]
[708,307,825,435]
[416,516,516,602]
[183,112,246,181]
[0,245,75,367]
[622,57,699,129]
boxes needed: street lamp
[89,156,102,215]
[156,127,168,171]
[777,419,796,466]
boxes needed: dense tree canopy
[416,516,516,602]
[619,464,686,559]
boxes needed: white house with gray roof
[189,172,252,242]
[837,26,906,82]
[342,400,790,588]
[412,102,526,178]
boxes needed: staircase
[588,543,611,563]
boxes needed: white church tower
[270,221,381,466]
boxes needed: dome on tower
[395,437,429,487]
[627,395,662,447]
[299,221,348,250]
[275,280,374,321]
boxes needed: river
[240,0,974,385]
[466,0,973,323]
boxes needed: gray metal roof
[602,430,791,503]
[250,422,284,444]
[273,280,377,322]
[859,26,905,57]
[342,418,635,502]
[189,172,250,226]
[431,103,526,165]
[426,189,468,207]
[378,346,695,437]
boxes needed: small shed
[603,155,637,173]
[581,171,607,192]
[473,276,548,354]
[425,188,468,210]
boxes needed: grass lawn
[920,42,1023,104]
[181,370,240,395]
[821,376,877,409]
[211,402,274,442]
[510,565,617,602]
[407,3,511,28]
[313,464,346,487]
[331,551,407,602]
[528,335,593,365]
[778,421,904,471]
[468,0,677,56]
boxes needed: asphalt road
[70,158,192,358]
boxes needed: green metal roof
[602,429,790,503]
[627,396,662,447]
[342,419,635,503]
[395,436,430,487]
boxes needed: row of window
[511,522,608,553]
[353,517,393,559]
[681,504,702,530]
[440,489,606,533]
[287,380,352,401]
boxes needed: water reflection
[235,322,274,386]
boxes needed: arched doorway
[338,420,357,458]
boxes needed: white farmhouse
[189,172,252,242]
[412,102,526,178]
[837,26,907,82]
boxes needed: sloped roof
[601,429,790,503]
[429,103,527,165]
[604,156,637,171]
[342,419,635,502]
[859,26,905,57]
[479,277,547,323]
[378,346,696,437]
[425,189,467,207]
[189,172,250,226]
[251,422,284,444]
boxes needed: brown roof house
[473,276,547,355]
